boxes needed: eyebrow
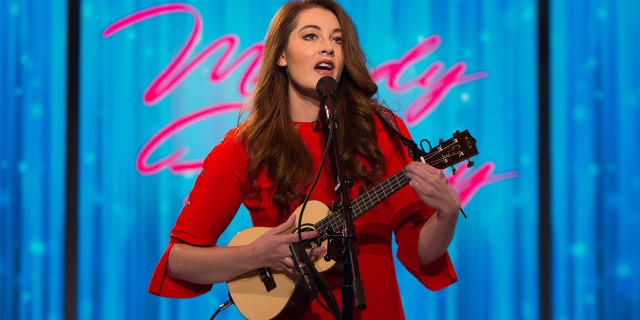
[298,25,342,34]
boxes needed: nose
[321,48,334,56]
[320,40,335,56]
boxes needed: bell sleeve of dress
[380,115,458,291]
[148,129,248,298]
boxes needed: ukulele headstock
[417,129,479,171]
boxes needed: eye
[332,36,342,44]
[302,33,317,40]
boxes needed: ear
[277,52,287,67]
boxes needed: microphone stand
[322,110,366,320]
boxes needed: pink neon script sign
[102,3,509,203]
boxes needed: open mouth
[315,60,334,72]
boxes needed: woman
[149,0,460,318]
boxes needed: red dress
[149,115,457,319]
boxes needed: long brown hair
[237,0,384,215]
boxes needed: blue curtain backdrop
[0,1,67,320]
[0,0,638,319]
[550,1,640,319]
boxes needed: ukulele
[226,130,478,320]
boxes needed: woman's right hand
[252,215,326,275]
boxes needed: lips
[314,60,334,74]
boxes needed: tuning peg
[467,160,475,168]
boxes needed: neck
[288,85,320,122]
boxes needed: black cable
[295,122,341,318]
[209,297,233,320]
[297,122,334,242]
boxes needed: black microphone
[315,76,338,125]
[289,242,318,298]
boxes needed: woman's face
[278,7,344,99]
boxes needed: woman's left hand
[404,161,461,218]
